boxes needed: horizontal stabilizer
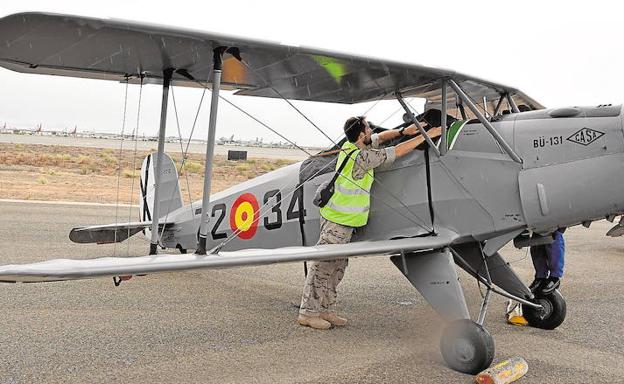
[0,229,458,283]
[69,221,170,244]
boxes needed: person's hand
[427,126,442,138]
[402,124,420,136]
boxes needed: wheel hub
[453,338,476,362]
[536,297,553,320]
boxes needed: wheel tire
[440,319,495,374]
[523,289,566,330]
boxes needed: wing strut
[492,94,505,116]
[196,47,226,255]
[150,68,175,255]
[395,92,438,234]
[448,80,522,164]
[506,93,520,113]
[440,79,448,155]
[396,92,440,157]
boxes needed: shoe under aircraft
[1,12,622,375]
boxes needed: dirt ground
[0,142,295,204]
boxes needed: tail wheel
[440,319,495,374]
[523,289,566,330]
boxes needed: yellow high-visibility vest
[320,141,373,227]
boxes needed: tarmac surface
[1,200,623,383]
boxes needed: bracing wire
[187,77,436,230]
[218,83,433,238]
[157,85,208,242]
[217,95,314,157]
[209,95,432,252]
[113,78,130,257]
[166,65,433,252]
[323,92,390,148]
[379,102,412,126]
[126,75,144,256]
[206,91,419,250]
[177,78,433,251]
[238,59,434,233]
[171,86,198,206]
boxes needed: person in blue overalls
[529,228,566,294]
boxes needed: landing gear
[440,319,495,374]
[523,289,566,329]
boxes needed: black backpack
[313,149,357,208]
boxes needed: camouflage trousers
[299,217,354,316]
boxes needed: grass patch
[77,155,91,165]
[55,153,71,161]
[0,142,303,204]
[38,153,54,164]
[99,152,118,165]
[259,163,276,172]
[87,163,100,173]
[122,169,139,178]
[35,153,70,167]
[274,159,292,167]
[181,160,203,175]
[235,162,253,172]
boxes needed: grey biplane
[1,12,622,374]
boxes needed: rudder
[139,153,183,228]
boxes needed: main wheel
[440,319,495,374]
[523,289,566,330]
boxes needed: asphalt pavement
[0,200,622,383]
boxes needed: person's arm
[394,127,442,158]
[375,123,421,146]
[352,147,394,179]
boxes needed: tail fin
[139,153,183,225]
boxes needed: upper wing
[0,229,458,283]
[0,12,543,109]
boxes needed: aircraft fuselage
[157,105,624,252]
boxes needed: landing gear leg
[441,246,495,374]
[390,248,495,374]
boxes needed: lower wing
[0,229,458,283]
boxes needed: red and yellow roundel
[229,193,260,240]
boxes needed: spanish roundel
[229,193,260,240]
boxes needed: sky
[1,1,623,148]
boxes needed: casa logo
[566,127,604,146]
[229,193,259,240]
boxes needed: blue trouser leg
[547,231,565,278]
[530,244,549,279]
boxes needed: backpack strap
[330,149,357,185]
